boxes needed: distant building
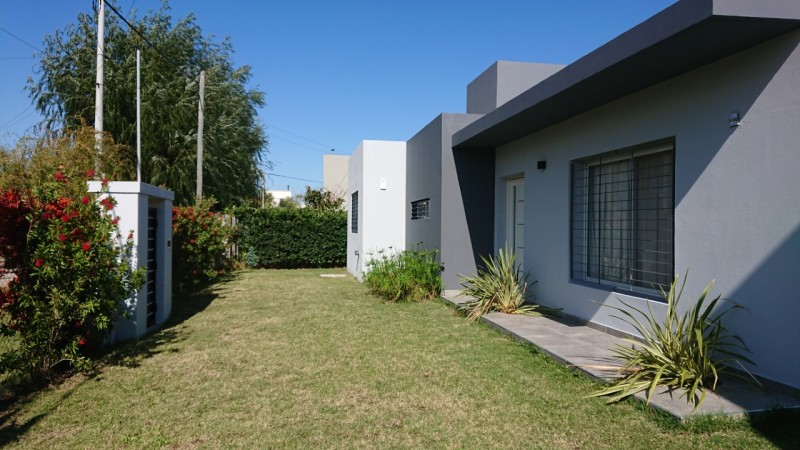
[266,189,293,207]
[323,154,349,208]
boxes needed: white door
[506,177,525,269]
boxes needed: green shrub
[0,172,142,383]
[172,199,232,293]
[589,272,757,409]
[363,247,443,302]
[458,247,559,321]
[232,207,346,268]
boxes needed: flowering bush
[172,198,232,293]
[0,167,142,383]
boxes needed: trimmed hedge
[233,207,346,268]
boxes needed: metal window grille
[411,198,430,220]
[570,141,674,296]
[351,191,359,233]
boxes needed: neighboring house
[449,0,800,390]
[346,140,406,279]
[266,189,294,206]
[348,0,800,392]
[323,154,350,208]
[406,61,565,291]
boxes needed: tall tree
[27,1,269,206]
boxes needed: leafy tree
[277,196,299,209]
[302,186,344,211]
[26,1,269,207]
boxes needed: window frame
[350,191,359,233]
[410,198,430,221]
[570,140,675,299]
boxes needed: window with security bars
[351,191,358,233]
[411,198,430,220]
[570,141,674,295]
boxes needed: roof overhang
[453,0,800,150]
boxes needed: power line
[265,123,334,151]
[266,173,322,184]
[270,134,330,153]
[104,0,195,80]
[0,26,40,52]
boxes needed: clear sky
[1,0,676,196]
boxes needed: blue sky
[1,0,675,195]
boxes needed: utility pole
[94,0,105,170]
[196,70,205,201]
[136,49,141,182]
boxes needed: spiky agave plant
[458,247,559,321]
[590,272,758,409]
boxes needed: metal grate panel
[571,142,674,296]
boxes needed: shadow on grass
[746,408,800,449]
[103,273,238,368]
[0,272,239,445]
[0,375,88,446]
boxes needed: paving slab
[441,292,800,419]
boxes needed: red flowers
[78,338,87,346]
[61,214,71,223]
[85,169,96,178]
[189,239,196,245]
[34,259,44,268]
[81,196,90,205]
[127,231,134,240]
[101,177,109,187]
[111,217,120,225]
[81,242,91,251]
[99,197,115,210]
[59,234,67,242]
[55,171,65,182]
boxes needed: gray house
[449,0,800,391]
[351,0,800,391]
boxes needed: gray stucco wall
[346,145,364,278]
[467,61,564,114]
[440,114,488,289]
[492,30,800,389]
[405,113,484,290]
[406,116,445,252]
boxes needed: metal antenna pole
[196,70,205,201]
[94,0,105,170]
[136,49,142,182]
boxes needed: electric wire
[265,123,334,151]
[0,26,40,52]
[265,173,322,184]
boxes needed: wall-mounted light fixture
[537,160,547,170]
[729,111,741,127]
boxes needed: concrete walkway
[441,292,800,420]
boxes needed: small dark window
[351,191,359,233]
[411,198,430,220]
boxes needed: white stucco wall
[88,181,173,341]
[493,30,800,388]
[346,140,406,280]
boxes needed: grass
[0,269,796,448]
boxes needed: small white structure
[88,181,173,341]
[266,189,293,206]
[347,140,406,279]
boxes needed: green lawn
[1,269,795,448]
